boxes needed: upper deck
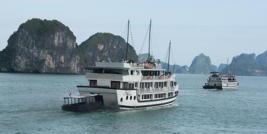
[84,62,175,86]
[92,62,164,70]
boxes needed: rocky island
[0,18,267,76]
[0,18,138,74]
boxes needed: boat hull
[77,86,178,109]
[203,81,239,90]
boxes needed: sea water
[0,73,267,134]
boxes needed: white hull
[222,81,239,89]
[78,86,178,109]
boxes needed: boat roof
[85,62,165,71]
[210,72,220,74]
[64,94,98,99]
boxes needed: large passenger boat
[203,72,239,90]
[62,20,179,111]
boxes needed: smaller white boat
[203,72,239,90]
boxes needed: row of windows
[121,92,177,102]
[89,68,164,76]
[140,81,176,89]
[154,93,166,99]
[168,92,173,97]
[175,91,178,96]
[90,80,177,90]
[142,94,152,99]
[120,95,136,102]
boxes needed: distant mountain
[222,53,267,76]
[175,65,189,73]
[0,18,138,74]
[138,53,189,73]
[189,53,217,74]
[0,18,80,73]
[138,53,149,63]
[161,62,189,73]
[217,64,227,72]
[78,33,138,66]
[256,50,267,66]
[1,18,267,76]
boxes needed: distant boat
[203,72,239,90]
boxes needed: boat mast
[167,41,171,72]
[147,19,152,62]
[125,20,130,61]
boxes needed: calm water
[0,73,267,134]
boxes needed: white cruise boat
[77,61,178,109]
[77,20,178,109]
[62,20,179,111]
[203,72,239,90]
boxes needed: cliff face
[256,50,267,66]
[223,53,267,76]
[189,53,217,74]
[0,18,80,73]
[78,33,138,66]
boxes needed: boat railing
[63,96,95,105]
[138,87,176,94]
[129,63,144,68]
[141,75,173,80]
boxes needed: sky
[0,0,267,66]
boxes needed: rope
[138,25,149,55]
[130,24,135,48]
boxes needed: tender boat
[203,72,239,90]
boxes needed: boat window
[140,83,144,88]
[90,68,126,74]
[130,96,132,100]
[168,92,173,97]
[142,94,152,99]
[134,96,136,100]
[135,82,138,88]
[142,71,158,76]
[129,83,134,89]
[145,83,149,88]
[111,81,120,89]
[104,69,123,74]
[120,98,123,102]
[93,68,104,73]
[126,96,128,100]
[123,70,129,75]
[175,91,178,95]
[90,80,97,87]
[130,70,134,75]
[155,82,159,88]
[174,82,177,86]
[123,82,129,89]
[154,93,166,99]
[171,81,174,87]
[136,71,140,75]
[159,82,163,88]
[164,82,167,87]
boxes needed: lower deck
[77,86,178,109]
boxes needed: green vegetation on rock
[222,53,267,76]
[78,32,138,66]
[189,53,217,74]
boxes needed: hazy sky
[0,0,267,66]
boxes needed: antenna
[227,58,230,74]
[167,41,171,72]
[125,20,130,61]
[147,19,152,61]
